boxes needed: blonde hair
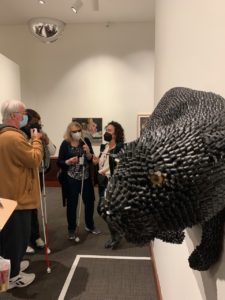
[64,121,84,142]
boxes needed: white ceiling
[0,0,155,25]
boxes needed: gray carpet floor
[0,187,158,300]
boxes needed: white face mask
[72,132,81,140]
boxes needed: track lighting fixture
[71,0,83,14]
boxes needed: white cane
[75,155,85,243]
[39,161,51,273]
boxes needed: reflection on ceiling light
[71,0,83,14]
[28,18,66,43]
[38,0,46,4]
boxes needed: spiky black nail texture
[100,87,225,271]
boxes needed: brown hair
[106,121,125,144]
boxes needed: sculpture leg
[104,224,122,249]
[188,209,225,271]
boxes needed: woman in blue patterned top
[57,121,100,240]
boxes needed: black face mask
[104,132,112,142]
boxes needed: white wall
[0,53,21,109]
[0,23,155,152]
[154,1,225,299]
[154,0,225,102]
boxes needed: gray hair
[1,99,26,122]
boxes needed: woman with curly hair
[93,121,125,249]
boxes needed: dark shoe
[104,239,120,249]
[85,227,101,235]
[68,232,75,240]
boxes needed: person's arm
[41,131,49,145]
[10,130,43,169]
[41,131,56,156]
[57,140,69,171]
[47,139,56,156]
[57,140,78,170]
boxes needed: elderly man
[0,100,42,289]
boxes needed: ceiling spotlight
[38,0,46,4]
[71,0,83,14]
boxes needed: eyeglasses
[71,130,81,133]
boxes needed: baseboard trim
[149,243,163,300]
[45,180,61,187]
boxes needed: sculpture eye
[148,171,167,187]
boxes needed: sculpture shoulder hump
[148,87,225,130]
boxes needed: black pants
[66,175,95,232]
[30,209,40,244]
[0,210,31,278]
[97,173,108,198]
[97,174,121,242]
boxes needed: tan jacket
[0,126,43,209]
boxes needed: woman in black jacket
[57,121,100,240]
[93,121,125,249]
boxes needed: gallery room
[1,0,225,299]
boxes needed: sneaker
[20,260,29,272]
[85,227,101,235]
[8,272,35,289]
[26,246,35,254]
[35,238,45,248]
[68,232,75,240]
